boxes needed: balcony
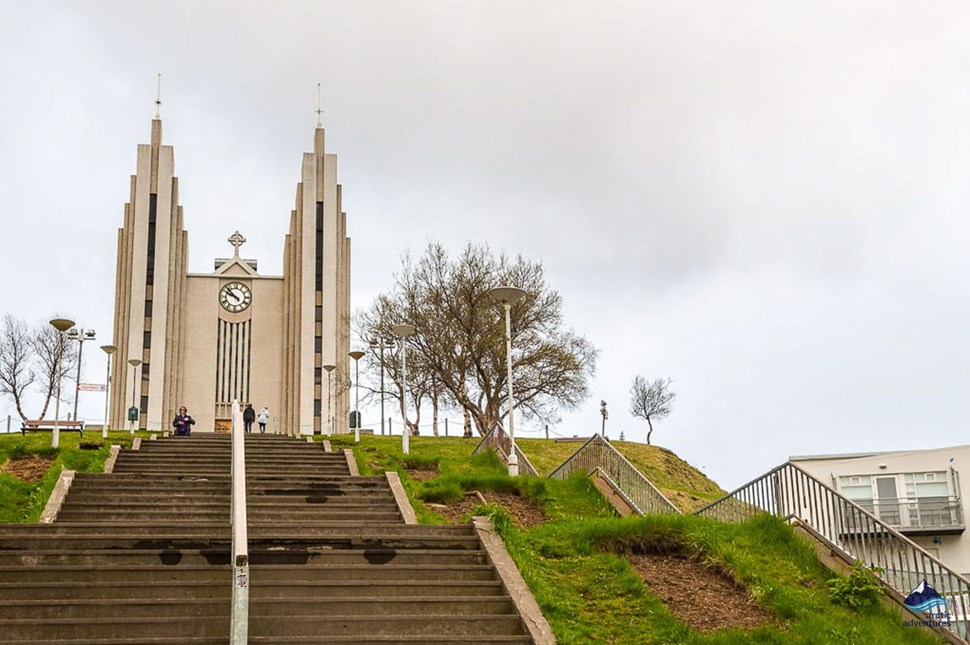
[852,496,965,535]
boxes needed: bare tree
[629,376,676,445]
[0,315,36,420]
[0,315,77,421]
[357,242,597,436]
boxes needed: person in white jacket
[257,407,270,433]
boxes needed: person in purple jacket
[173,406,195,436]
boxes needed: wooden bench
[21,420,84,437]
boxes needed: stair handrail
[548,434,680,516]
[230,400,249,644]
[695,461,970,642]
[472,425,540,477]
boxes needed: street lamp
[368,335,394,435]
[127,358,142,434]
[600,400,608,438]
[100,345,117,439]
[487,285,528,476]
[49,318,76,449]
[349,350,365,443]
[322,364,336,435]
[391,323,416,455]
[67,328,96,422]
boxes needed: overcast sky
[2,1,968,490]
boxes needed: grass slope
[518,437,725,513]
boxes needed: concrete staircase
[0,434,539,643]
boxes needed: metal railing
[850,496,965,533]
[230,400,249,644]
[696,462,970,641]
[472,426,539,477]
[548,434,680,516]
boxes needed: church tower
[110,114,351,435]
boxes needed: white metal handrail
[230,400,249,644]
[696,462,970,642]
[548,434,680,516]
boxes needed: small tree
[0,314,78,421]
[629,376,676,445]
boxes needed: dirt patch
[406,469,438,482]
[1,456,56,483]
[629,552,776,632]
[428,491,547,529]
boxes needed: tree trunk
[463,406,473,438]
[646,417,654,445]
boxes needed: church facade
[109,117,351,435]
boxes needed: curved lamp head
[49,318,76,333]
[349,350,365,361]
[487,286,528,305]
[392,324,416,338]
[322,364,337,373]
[128,358,142,368]
[101,344,117,356]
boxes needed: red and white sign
[77,383,106,392]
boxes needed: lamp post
[487,285,528,476]
[127,358,142,434]
[322,364,336,435]
[67,328,96,422]
[100,345,117,439]
[349,350,365,443]
[391,324,416,455]
[600,400,608,438]
[369,335,394,435]
[49,318,76,449]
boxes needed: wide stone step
[247,564,496,582]
[248,615,525,638]
[246,549,491,567]
[249,597,514,616]
[0,549,232,567]
[0,615,228,640]
[0,548,491,567]
[55,510,230,522]
[2,598,229,620]
[0,581,231,601]
[248,638,531,645]
[249,581,505,598]
[0,565,229,583]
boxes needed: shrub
[828,561,886,610]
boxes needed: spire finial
[155,73,162,119]
[228,231,246,258]
[315,82,323,127]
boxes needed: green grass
[328,434,943,644]
[0,430,144,522]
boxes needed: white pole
[503,302,519,476]
[401,339,409,455]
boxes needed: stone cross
[228,231,246,257]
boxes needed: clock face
[219,281,252,313]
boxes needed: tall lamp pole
[391,324,416,455]
[349,351,365,443]
[127,358,142,434]
[600,400,608,438]
[49,319,76,449]
[67,328,96,422]
[369,335,393,435]
[100,345,117,439]
[322,364,336,436]
[487,286,528,476]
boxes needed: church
[108,114,352,435]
